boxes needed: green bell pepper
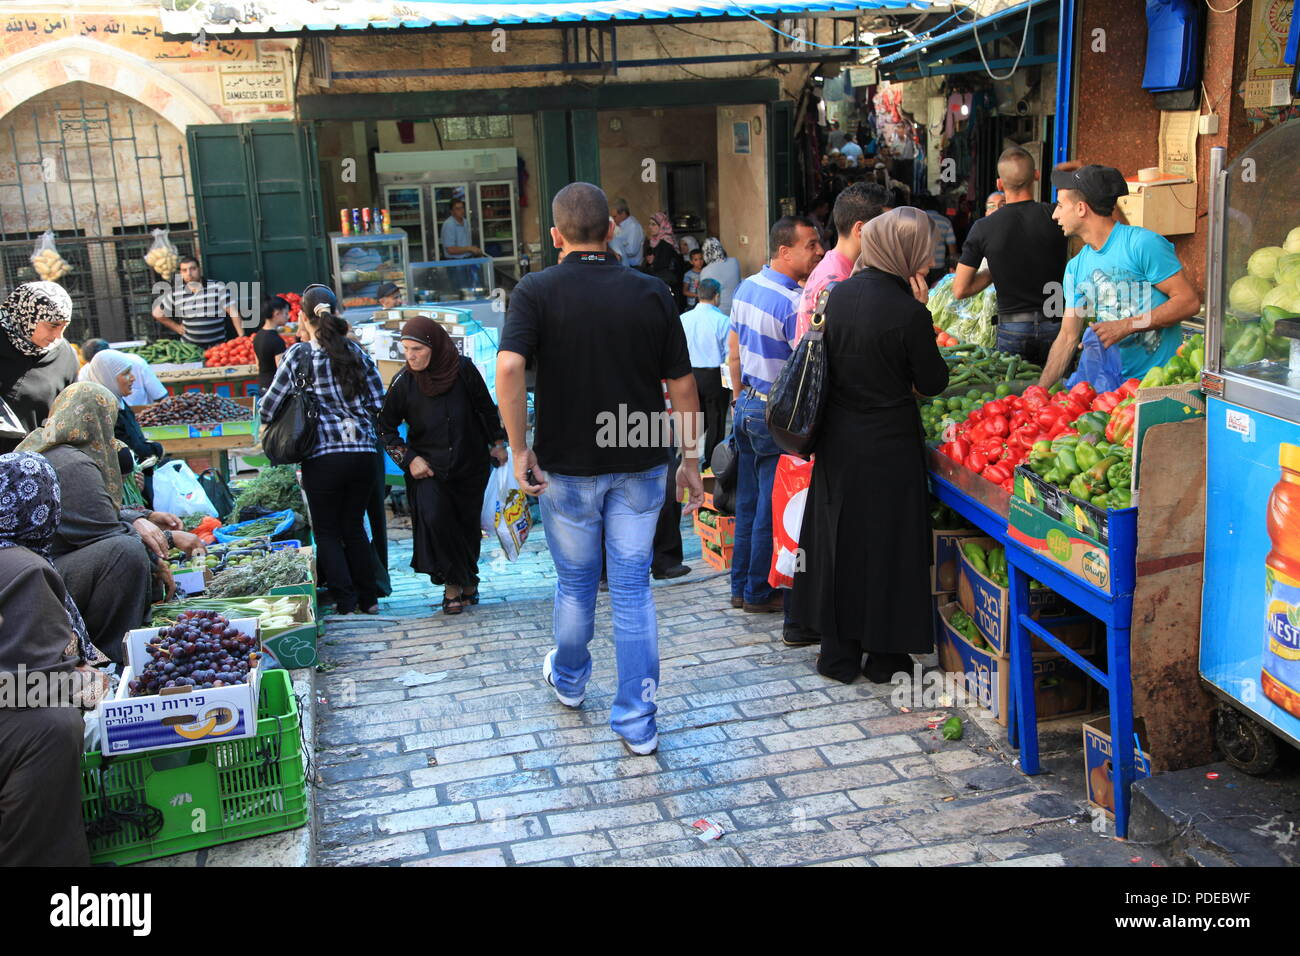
[1225,326,1266,367]
[962,542,989,577]
[1092,492,1111,508]
[1069,473,1092,500]
[1075,411,1110,438]
[1054,447,1079,477]
[1085,455,1121,493]
[1074,441,1102,471]
[1189,347,1204,374]
[1138,365,1167,389]
[1051,433,1080,452]
[1107,460,1132,489]
[1107,487,1133,509]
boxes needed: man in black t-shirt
[953,146,1068,366]
[498,182,704,757]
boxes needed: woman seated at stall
[80,348,165,464]
[0,451,97,866]
[378,317,507,615]
[16,382,204,662]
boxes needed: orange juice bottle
[1262,443,1300,718]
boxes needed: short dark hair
[697,278,721,302]
[179,255,199,270]
[82,338,110,361]
[450,198,466,209]
[770,215,817,257]
[552,182,611,244]
[262,295,290,321]
[997,146,1036,192]
[832,182,888,236]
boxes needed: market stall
[923,271,1209,837]
[1200,120,1300,773]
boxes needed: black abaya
[377,358,504,588]
[794,267,949,682]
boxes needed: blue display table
[931,469,1141,838]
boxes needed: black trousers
[368,442,392,598]
[302,451,379,613]
[692,367,728,469]
[653,447,684,574]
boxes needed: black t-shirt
[500,250,692,476]
[958,200,1069,316]
[253,328,287,390]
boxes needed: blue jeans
[539,464,667,745]
[731,390,782,605]
[996,314,1061,369]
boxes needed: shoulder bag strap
[811,280,840,331]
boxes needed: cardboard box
[931,528,982,595]
[955,536,1093,657]
[99,618,263,756]
[1083,716,1153,819]
[1132,382,1205,492]
[1116,179,1196,236]
[936,603,1094,726]
[260,596,318,670]
[1007,496,1114,593]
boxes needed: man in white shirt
[678,278,730,466]
[78,338,167,406]
[610,197,645,267]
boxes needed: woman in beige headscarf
[17,382,199,661]
[790,207,951,685]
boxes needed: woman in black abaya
[378,316,506,614]
[796,206,949,683]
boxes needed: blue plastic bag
[214,508,295,543]
[1067,325,1124,393]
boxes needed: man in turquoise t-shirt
[1038,164,1201,389]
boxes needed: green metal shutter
[535,110,572,268]
[188,121,328,301]
[769,100,795,223]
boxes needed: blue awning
[161,0,942,36]
[877,0,1057,79]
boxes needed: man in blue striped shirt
[726,216,823,615]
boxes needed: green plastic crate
[81,668,307,866]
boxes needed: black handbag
[198,468,237,519]
[260,350,320,466]
[765,282,837,459]
[710,431,738,516]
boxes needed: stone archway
[0,37,221,131]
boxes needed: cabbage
[1285,227,1300,255]
[1275,253,1300,286]
[1229,275,1273,314]
[1263,282,1300,315]
[1248,246,1286,279]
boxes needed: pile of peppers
[936,382,1103,493]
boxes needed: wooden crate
[693,511,735,548]
[700,543,734,571]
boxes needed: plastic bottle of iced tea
[1262,442,1300,718]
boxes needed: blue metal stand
[932,471,1141,838]
[1004,506,1138,838]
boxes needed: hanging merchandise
[30,231,71,281]
[144,228,180,280]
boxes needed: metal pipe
[128,108,151,230]
[1053,0,1076,171]
[30,111,57,232]
[329,47,848,80]
[1205,145,1226,375]
[7,127,35,236]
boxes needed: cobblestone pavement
[311,516,1164,867]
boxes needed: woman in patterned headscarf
[699,237,743,315]
[641,212,686,312]
[18,383,196,662]
[0,282,79,453]
[0,451,94,866]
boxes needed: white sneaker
[620,734,659,757]
[543,649,583,708]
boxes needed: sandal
[442,595,467,615]
[462,589,480,605]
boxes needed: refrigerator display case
[383,186,427,261]
[476,180,520,279]
[1199,120,1300,772]
[409,257,500,329]
[328,230,410,321]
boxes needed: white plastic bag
[30,230,71,281]
[144,227,180,280]
[152,459,218,517]
[479,449,531,561]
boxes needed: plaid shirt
[259,341,385,459]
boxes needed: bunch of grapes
[128,610,260,697]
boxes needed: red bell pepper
[1036,406,1064,430]
[1117,378,1141,398]
[1091,391,1121,414]
[1000,477,1015,493]
[966,450,990,473]
[1021,385,1050,409]
[1057,398,1087,420]
[983,462,1013,484]
[966,407,985,422]
[967,421,990,442]
[1106,399,1136,444]
[984,414,1010,438]
[1009,409,1031,429]
[1011,422,1040,449]
[1068,382,1097,407]
[983,399,1008,418]
[974,438,1004,460]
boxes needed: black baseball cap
[1050,164,1129,210]
[376,282,401,301]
